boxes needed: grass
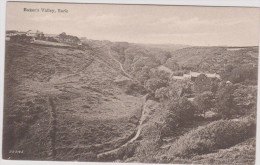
[3,42,258,164]
[167,117,255,159]
[3,42,143,160]
[190,137,256,165]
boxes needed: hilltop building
[6,30,82,46]
[6,30,19,37]
[172,71,220,81]
[26,30,42,37]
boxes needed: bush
[125,81,147,95]
[168,118,255,158]
[194,91,215,117]
[222,64,257,84]
[155,80,192,102]
[144,78,168,94]
[134,140,160,163]
[194,74,212,94]
[161,97,195,137]
[167,97,195,123]
[215,83,257,118]
[215,83,236,118]
[232,84,257,116]
[116,142,138,160]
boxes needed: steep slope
[166,46,258,74]
[3,42,143,160]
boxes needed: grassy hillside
[166,46,258,74]
[3,42,143,160]
[3,40,258,164]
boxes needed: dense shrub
[215,83,236,118]
[155,87,171,102]
[168,118,255,158]
[194,74,220,94]
[117,142,138,160]
[164,58,180,71]
[194,91,215,117]
[194,74,212,94]
[135,124,161,163]
[134,66,151,85]
[167,97,195,123]
[161,97,195,137]
[134,140,160,163]
[144,70,171,94]
[3,97,48,159]
[155,80,192,102]
[215,83,257,118]
[161,112,180,137]
[145,78,168,94]
[221,64,257,84]
[125,81,147,95]
[232,84,257,115]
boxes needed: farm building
[6,30,19,37]
[172,71,220,81]
[26,30,45,40]
[157,65,220,81]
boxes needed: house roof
[27,30,41,34]
[172,71,221,80]
[190,71,201,77]
[190,71,220,78]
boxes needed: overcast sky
[6,2,260,46]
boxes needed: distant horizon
[6,29,259,47]
[6,2,260,47]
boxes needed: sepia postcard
[2,1,260,164]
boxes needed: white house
[26,30,43,37]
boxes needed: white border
[2,0,260,7]
[0,1,260,165]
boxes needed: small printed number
[9,150,24,154]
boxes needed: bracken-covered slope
[3,42,143,160]
[166,46,258,73]
[3,41,258,164]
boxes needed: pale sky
[6,2,260,46]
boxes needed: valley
[3,40,258,164]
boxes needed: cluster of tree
[143,76,195,137]
[193,82,257,119]
[144,70,170,94]
[164,58,180,71]
[194,91,214,117]
[57,32,82,46]
[221,64,257,84]
[215,83,257,118]
[145,68,257,139]
[125,80,147,96]
[10,34,33,43]
[160,96,195,137]
[194,74,220,94]
[155,79,192,102]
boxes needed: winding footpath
[96,48,148,159]
[97,94,148,158]
[108,50,133,79]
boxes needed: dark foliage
[169,118,256,158]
